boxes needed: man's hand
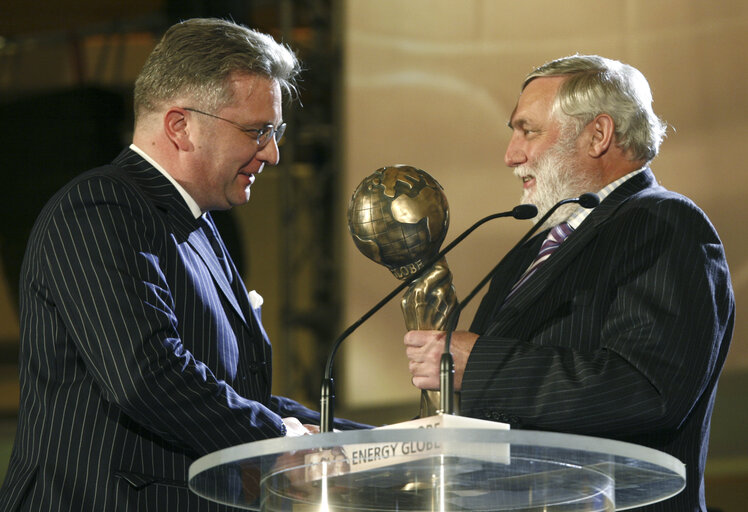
[282,417,319,437]
[404,330,479,391]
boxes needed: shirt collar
[129,143,203,220]
[565,167,646,230]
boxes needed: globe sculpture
[348,165,458,416]
[348,165,448,279]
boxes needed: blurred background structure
[1,1,746,509]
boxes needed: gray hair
[134,18,300,122]
[524,55,667,162]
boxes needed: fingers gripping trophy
[347,165,457,417]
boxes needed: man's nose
[504,135,527,167]
[257,137,280,166]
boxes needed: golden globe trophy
[348,165,457,417]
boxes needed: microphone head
[578,193,600,209]
[512,204,538,220]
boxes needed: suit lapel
[187,225,251,327]
[114,148,253,329]
[486,169,656,334]
[473,232,546,329]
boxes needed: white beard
[515,133,596,229]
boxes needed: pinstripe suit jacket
[0,148,359,511]
[465,168,734,511]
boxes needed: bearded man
[403,55,734,512]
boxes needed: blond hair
[134,18,300,122]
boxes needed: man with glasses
[0,18,363,512]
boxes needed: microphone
[320,203,538,432]
[577,192,600,209]
[438,193,600,415]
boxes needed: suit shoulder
[622,184,722,243]
[28,164,161,251]
[41,164,152,216]
[626,180,710,220]
[629,179,692,205]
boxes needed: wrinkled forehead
[509,76,565,127]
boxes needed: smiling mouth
[238,170,255,184]
[521,175,536,189]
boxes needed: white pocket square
[248,290,264,309]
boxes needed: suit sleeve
[269,396,372,430]
[39,175,286,455]
[460,197,734,437]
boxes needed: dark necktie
[506,221,573,298]
[199,215,233,283]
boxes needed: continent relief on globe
[348,166,449,280]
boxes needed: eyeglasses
[182,107,286,147]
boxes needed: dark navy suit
[0,148,359,511]
[464,169,734,511]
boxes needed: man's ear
[164,108,193,151]
[587,114,615,158]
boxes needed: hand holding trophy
[348,165,457,416]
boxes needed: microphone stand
[439,193,600,415]
[320,204,538,432]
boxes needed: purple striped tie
[507,222,574,298]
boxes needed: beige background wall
[340,0,748,412]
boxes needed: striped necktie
[507,222,573,298]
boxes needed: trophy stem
[400,257,458,418]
